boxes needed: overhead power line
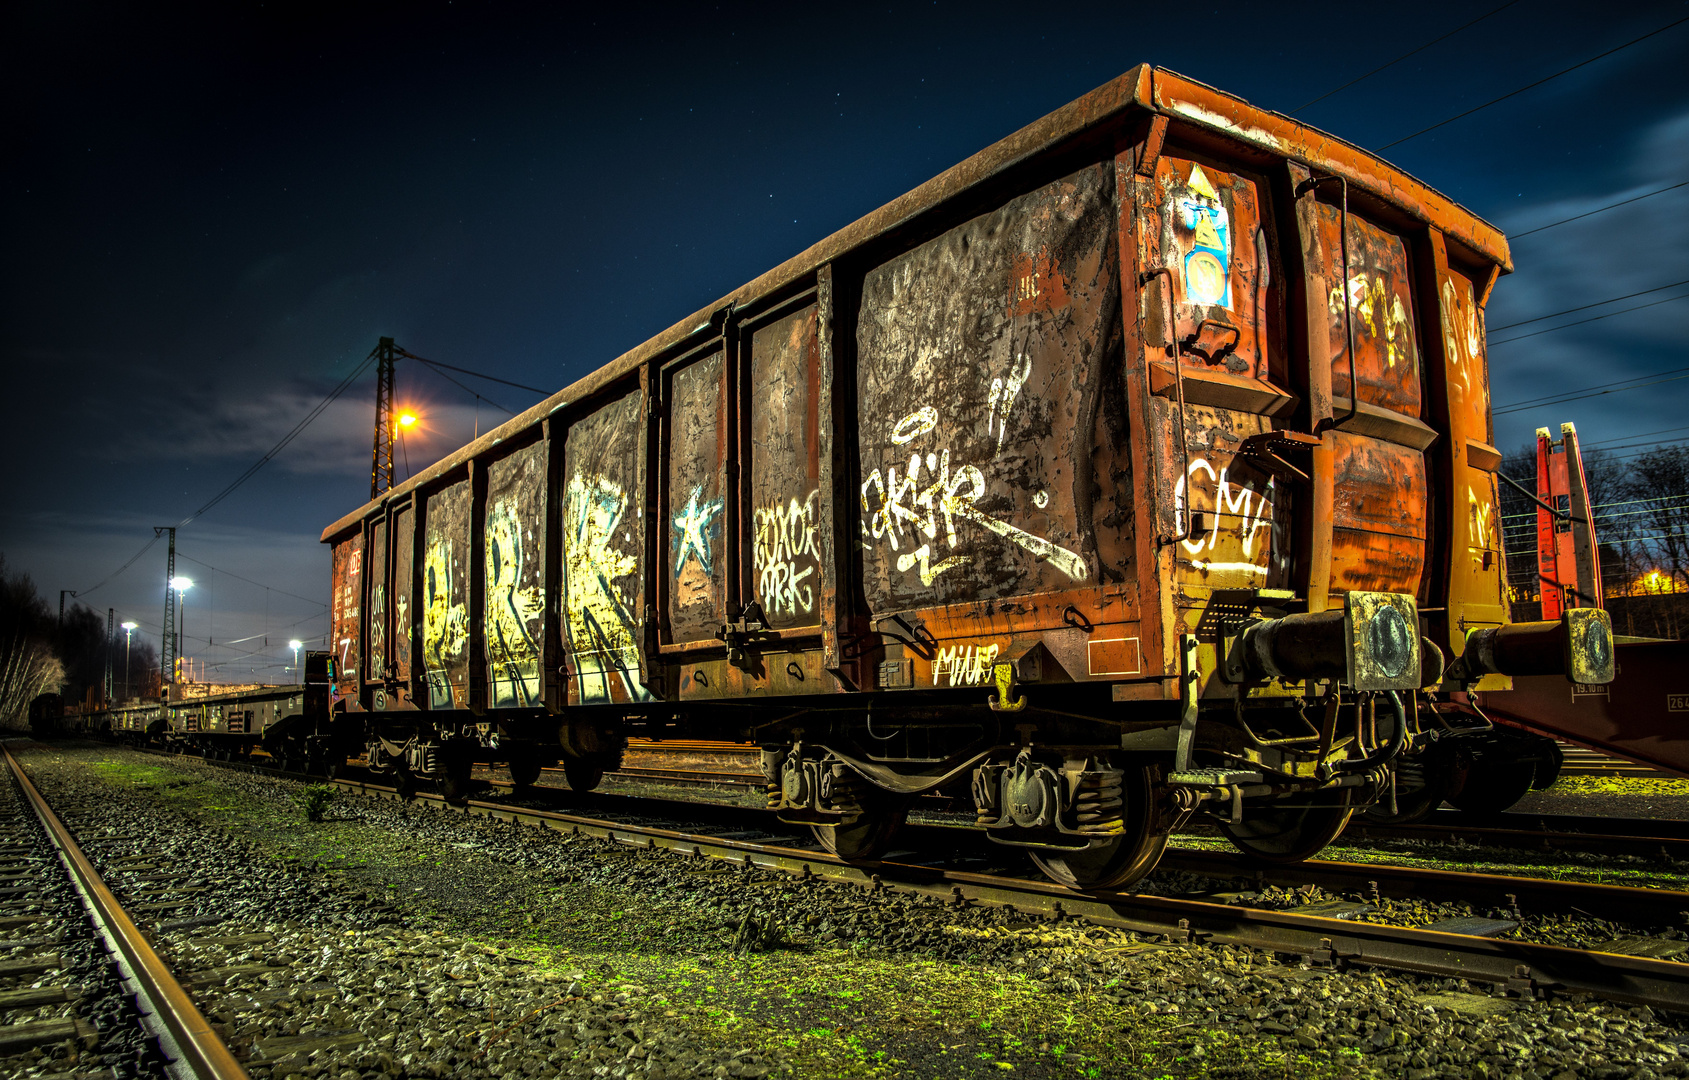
[1290,2,1519,113]
[394,349,550,396]
[1510,180,1689,239]
[76,534,162,597]
[173,553,326,609]
[1378,14,1689,150]
[178,348,380,527]
[1493,371,1689,415]
[412,358,515,416]
[1489,279,1689,332]
[1499,363,1689,410]
[1489,292,1689,346]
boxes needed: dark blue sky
[4,0,1686,680]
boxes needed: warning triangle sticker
[1193,216,1222,249]
[1187,164,1219,200]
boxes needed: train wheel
[1364,745,1470,825]
[508,747,543,789]
[438,741,476,806]
[1031,764,1168,890]
[1447,760,1535,817]
[562,757,604,792]
[812,803,906,861]
[1220,788,1354,863]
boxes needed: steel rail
[2,746,249,1080]
[326,775,1689,1012]
[1156,848,1689,925]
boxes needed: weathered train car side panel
[748,304,824,630]
[665,348,728,645]
[855,164,1124,653]
[1133,154,1295,617]
[484,442,547,709]
[423,480,473,709]
[392,504,415,685]
[561,389,651,705]
[329,534,363,691]
[367,518,388,684]
[1421,236,1508,659]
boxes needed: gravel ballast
[14,742,1689,1079]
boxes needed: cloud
[1485,106,1689,455]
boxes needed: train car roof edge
[322,63,1508,544]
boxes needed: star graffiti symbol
[672,485,724,575]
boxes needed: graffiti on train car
[422,538,469,704]
[486,499,544,707]
[861,406,1087,586]
[1468,483,1499,571]
[752,490,820,616]
[1173,456,1282,579]
[564,473,651,704]
[932,642,1001,686]
[1332,273,1415,371]
[673,485,724,577]
[333,542,362,686]
[1442,276,1486,405]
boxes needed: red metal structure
[1478,423,1688,779]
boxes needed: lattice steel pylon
[156,526,176,690]
[371,336,397,500]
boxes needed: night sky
[5,1,1686,681]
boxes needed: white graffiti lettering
[753,490,821,616]
[1173,456,1279,577]
[891,406,938,445]
[932,642,1001,686]
[864,408,1087,584]
[984,353,1032,452]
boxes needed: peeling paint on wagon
[329,535,362,691]
[748,304,824,628]
[367,518,387,681]
[423,481,471,709]
[485,441,546,709]
[391,504,414,683]
[665,348,728,645]
[562,389,650,705]
[856,162,1124,615]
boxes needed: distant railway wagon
[317,65,1610,889]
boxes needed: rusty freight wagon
[320,65,1612,890]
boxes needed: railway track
[124,743,1689,1005]
[296,771,1689,1011]
[0,743,246,1079]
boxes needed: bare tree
[0,555,63,731]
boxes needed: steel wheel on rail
[1446,759,1536,817]
[812,797,909,861]
[1030,763,1168,890]
[1363,743,1470,825]
[507,743,543,788]
[562,756,604,792]
[1220,787,1355,863]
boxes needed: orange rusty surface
[1312,206,1423,418]
[1148,70,1510,272]
[1328,432,1428,596]
[317,67,1521,710]
[323,65,1506,547]
[329,534,363,691]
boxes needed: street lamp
[171,577,193,683]
[120,621,137,701]
[289,639,302,679]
